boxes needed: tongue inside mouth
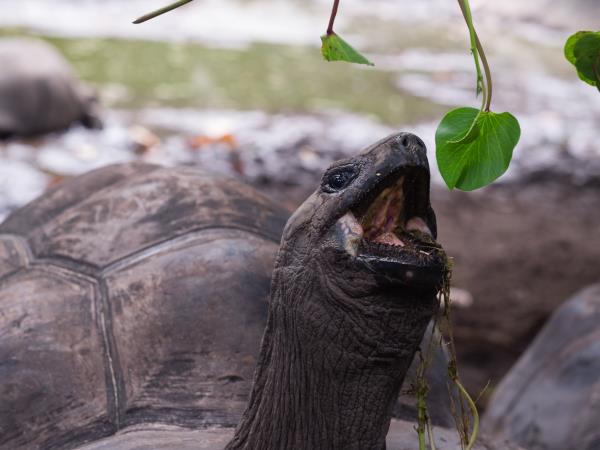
[359,176,432,247]
[362,178,407,245]
[336,172,436,257]
[373,231,405,247]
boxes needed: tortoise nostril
[395,133,425,152]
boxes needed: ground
[435,180,600,404]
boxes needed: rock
[483,283,600,450]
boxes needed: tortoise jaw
[334,167,445,287]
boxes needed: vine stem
[418,423,426,450]
[441,267,472,449]
[133,0,194,24]
[475,34,493,111]
[427,417,437,450]
[594,54,600,93]
[454,379,480,450]
[457,0,493,111]
[327,0,340,35]
[416,363,428,450]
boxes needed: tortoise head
[229,133,447,450]
[278,131,446,291]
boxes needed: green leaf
[320,33,374,66]
[564,31,600,89]
[436,107,520,191]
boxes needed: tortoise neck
[226,265,437,450]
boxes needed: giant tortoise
[1,132,524,449]
[0,37,101,138]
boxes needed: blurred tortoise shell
[0,37,101,138]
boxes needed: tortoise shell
[0,163,287,449]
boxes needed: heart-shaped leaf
[320,33,374,66]
[564,31,600,91]
[436,107,520,191]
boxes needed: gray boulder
[484,284,600,450]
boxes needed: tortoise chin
[334,165,446,288]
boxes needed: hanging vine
[133,0,521,192]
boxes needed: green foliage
[564,31,600,91]
[433,0,520,191]
[133,0,521,191]
[436,107,520,191]
[320,33,374,66]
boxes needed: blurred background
[0,0,598,405]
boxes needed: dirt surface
[254,176,600,407]
[433,181,600,405]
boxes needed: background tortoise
[0,37,101,138]
[0,133,460,450]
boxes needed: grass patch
[0,28,447,125]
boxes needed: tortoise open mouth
[335,167,445,286]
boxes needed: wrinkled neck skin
[226,245,439,450]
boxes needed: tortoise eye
[323,166,358,193]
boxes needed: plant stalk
[416,370,428,450]
[454,379,480,450]
[327,0,340,35]
[457,0,493,111]
[133,0,194,24]
[475,34,493,111]
[441,269,472,449]
[427,417,437,450]
[594,54,600,92]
